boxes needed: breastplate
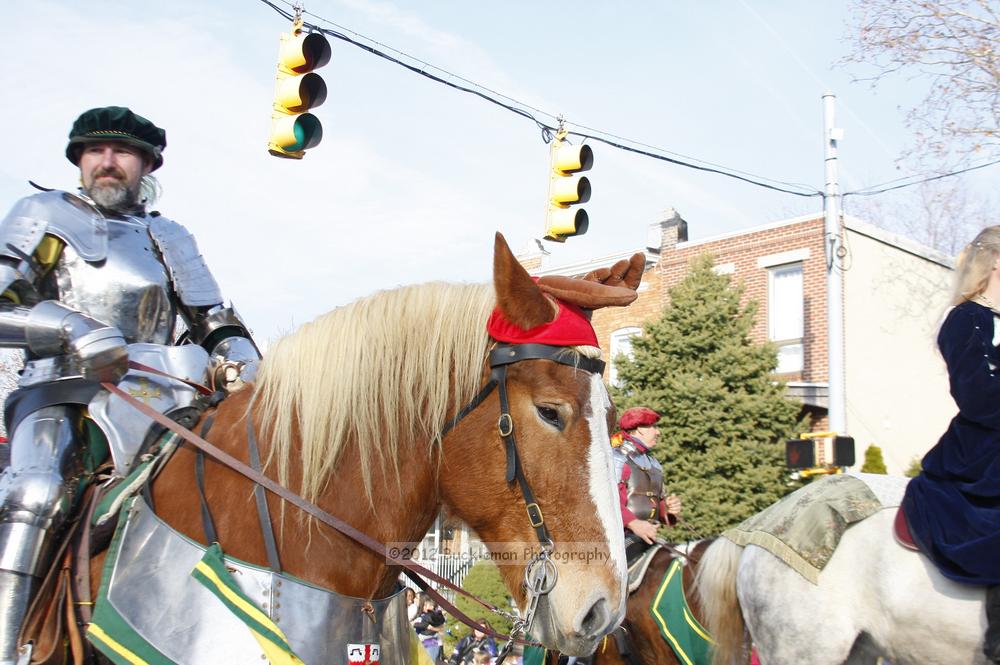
[625,451,665,522]
[52,218,176,344]
[99,497,412,665]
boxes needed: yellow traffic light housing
[269,17,332,159]
[544,129,593,242]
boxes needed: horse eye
[535,405,562,429]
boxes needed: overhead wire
[564,119,820,192]
[260,0,823,198]
[842,158,1000,198]
[563,131,822,197]
[261,0,549,132]
[260,0,997,202]
[270,0,561,126]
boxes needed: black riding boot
[984,585,1000,663]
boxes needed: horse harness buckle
[497,413,514,437]
[525,502,544,528]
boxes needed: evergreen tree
[861,444,889,474]
[612,253,802,537]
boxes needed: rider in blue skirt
[902,225,1000,663]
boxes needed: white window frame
[609,327,642,388]
[768,262,804,374]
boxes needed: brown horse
[79,233,630,661]
[584,541,712,665]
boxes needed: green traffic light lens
[288,114,323,151]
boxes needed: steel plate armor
[58,218,176,344]
[614,441,665,523]
[95,498,412,665]
[0,189,258,663]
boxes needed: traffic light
[268,18,331,159]
[543,129,593,242]
[785,438,816,469]
[786,433,855,470]
[832,435,856,466]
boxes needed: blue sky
[0,1,992,344]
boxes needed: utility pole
[823,92,846,434]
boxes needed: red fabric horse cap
[487,297,599,348]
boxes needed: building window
[609,327,642,387]
[768,263,803,373]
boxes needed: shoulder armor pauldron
[0,190,107,263]
[148,217,222,307]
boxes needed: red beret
[487,297,599,348]
[619,407,660,431]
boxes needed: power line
[259,0,823,198]
[564,120,820,192]
[842,158,1000,198]
[565,131,821,197]
[271,0,561,126]
[261,0,546,128]
[260,0,997,203]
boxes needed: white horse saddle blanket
[722,473,907,584]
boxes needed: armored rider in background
[0,106,259,663]
[612,407,682,561]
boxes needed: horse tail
[694,537,747,665]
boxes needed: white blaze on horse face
[584,374,627,608]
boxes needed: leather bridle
[441,342,606,661]
[443,343,605,546]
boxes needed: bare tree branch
[842,0,999,166]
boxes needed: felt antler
[493,231,646,321]
[583,253,645,291]
[536,252,646,309]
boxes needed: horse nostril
[580,597,610,637]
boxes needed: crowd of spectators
[405,588,499,665]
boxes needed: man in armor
[0,106,259,662]
[611,407,682,560]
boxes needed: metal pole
[823,92,846,434]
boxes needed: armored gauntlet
[0,300,128,383]
[186,306,259,392]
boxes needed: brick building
[519,210,956,475]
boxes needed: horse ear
[493,232,557,329]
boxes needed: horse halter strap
[442,343,606,663]
[443,343,605,547]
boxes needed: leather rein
[103,342,605,657]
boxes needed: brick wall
[523,214,835,430]
[659,216,829,384]
[591,215,831,386]
[590,266,663,356]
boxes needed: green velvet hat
[65,106,167,171]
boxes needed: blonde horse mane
[252,282,495,503]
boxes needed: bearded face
[78,142,150,212]
[86,165,141,210]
